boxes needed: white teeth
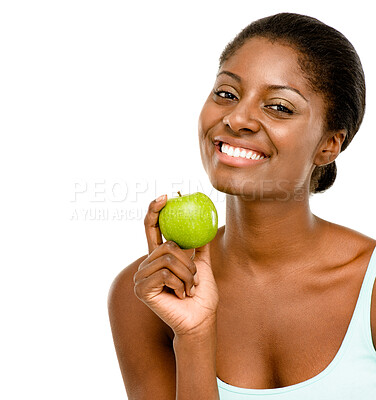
[220,142,266,160]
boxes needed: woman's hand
[133,195,219,337]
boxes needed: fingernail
[193,273,199,285]
[190,285,196,296]
[156,194,166,202]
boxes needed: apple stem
[177,191,182,197]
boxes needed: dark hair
[219,13,366,193]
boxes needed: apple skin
[158,192,218,249]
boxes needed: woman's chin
[206,176,262,199]
[207,175,307,202]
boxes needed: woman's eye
[213,90,238,101]
[266,103,293,114]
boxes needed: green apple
[158,191,218,249]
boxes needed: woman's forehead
[221,37,301,75]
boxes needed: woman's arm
[108,256,220,400]
[109,196,220,399]
[173,321,219,400]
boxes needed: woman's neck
[220,193,326,275]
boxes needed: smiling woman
[199,37,331,197]
[108,12,376,400]
[214,13,365,195]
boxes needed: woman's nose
[222,102,261,133]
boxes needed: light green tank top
[217,246,376,399]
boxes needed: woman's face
[198,37,328,200]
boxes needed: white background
[1,1,375,398]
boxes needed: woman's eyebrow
[267,84,308,102]
[216,70,242,82]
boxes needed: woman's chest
[214,260,375,389]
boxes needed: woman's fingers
[144,195,167,254]
[134,268,187,300]
[135,251,196,297]
[139,241,197,276]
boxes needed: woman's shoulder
[109,254,148,293]
[108,254,147,311]
[324,218,376,249]
[107,254,174,341]
[319,218,376,266]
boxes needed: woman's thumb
[191,242,211,263]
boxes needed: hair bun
[310,162,337,193]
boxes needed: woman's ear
[314,130,346,166]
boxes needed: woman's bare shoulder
[318,217,376,265]
[318,217,376,254]
[108,254,173,341]
[108,254,148,301]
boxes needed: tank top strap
[359,245,376,353]
[343,245,376,355]
[326,245,376,367]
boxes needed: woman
[108,13,376,399]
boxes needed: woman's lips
[214,141,270,167]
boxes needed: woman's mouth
[214,141,270,167]
[220,141,267,159]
